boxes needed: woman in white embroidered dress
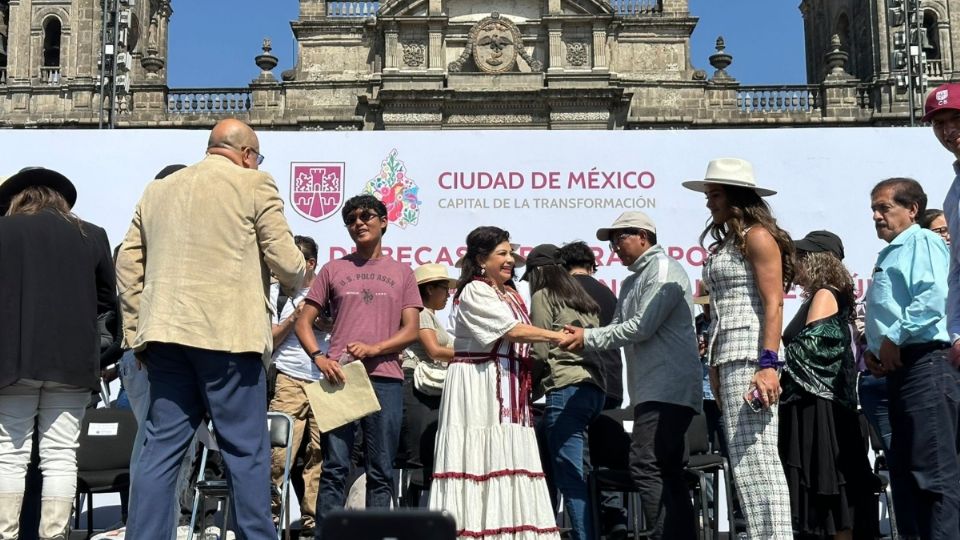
[430,226,564,540]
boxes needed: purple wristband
[758,348,783,369]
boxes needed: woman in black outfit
[778,231,876,540]
[0,168,117,539]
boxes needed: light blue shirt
[865,224,949,355]
[943,162,960,343]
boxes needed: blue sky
[167,1,807,88]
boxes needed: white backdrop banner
[4,127,956,318]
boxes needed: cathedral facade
[0,0,956,130]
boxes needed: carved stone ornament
[401,41,425,68]
[566,41,588,67]
[448,13,542,73]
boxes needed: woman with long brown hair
[778,231,875,540]
[0,168,116,539]
[684,158,794,539]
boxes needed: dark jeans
[886,349,960,539]
[398,368,441,478]
[629,402,696,540]
[859,372,892,452]
[316,377,403,533]
[126,343,274,540]
[541,383,605,540]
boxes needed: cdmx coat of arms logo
[362,149,421,229]
[290,163,345,222]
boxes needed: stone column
[384,23,399,72]
[7,0,29,82]
[548,21,562,72]
[428,0,441,16]
[591,22,606,71]
[428,22,443,71]
[547,0,561,15]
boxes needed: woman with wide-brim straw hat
[398,263,457,495]
[683,157,795,539]
[0,167,117,539]
[429,226,564,539]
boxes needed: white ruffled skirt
[428,360,559,539]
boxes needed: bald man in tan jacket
[118,119,305,540]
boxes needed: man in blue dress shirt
[864,177,960,539]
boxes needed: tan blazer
[116,154,305,363]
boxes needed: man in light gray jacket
[560,211,702,540]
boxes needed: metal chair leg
[87,491,94,538]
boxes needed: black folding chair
[683,411,736,540]
[861,413,899,539]
[74,407,138,538]
[187,412,295,540]
[586,407,650,539]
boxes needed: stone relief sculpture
[402,40,425,68]
[566,41,588,67]
[448,13,542,73]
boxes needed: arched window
[42,17,61,67]
[923,9,941,60]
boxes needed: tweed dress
[703,237,792,539]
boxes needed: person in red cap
[927,82,960,365]
[925,82,960,540]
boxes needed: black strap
[276,292,289,324]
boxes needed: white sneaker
[202,526,235,540]
[175,525,192,540]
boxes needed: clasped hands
[313,342,382,386]
[556,325,586,352]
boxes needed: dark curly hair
[795,251,856,322]
[455,226,511,300]
[342,194,388,236]
[698,185,796,292]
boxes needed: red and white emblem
[290,162,345,222]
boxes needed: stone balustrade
[166,89,253,114]
[0,68,6,85]
[326,1,380,17]
[926,59,944,79]
[737,85,821,113]
[40,66,61,85]
[610,0,662,15]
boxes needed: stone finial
[709,36,734,81]
[255,37,279,82]
[824,33,853,81]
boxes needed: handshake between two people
[554,325,586,352]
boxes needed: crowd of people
[3,82,960,540]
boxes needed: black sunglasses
[343,210,382,226]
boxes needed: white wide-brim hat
[682,157,776,197]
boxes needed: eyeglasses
[932,226,950,236]
[608,231,640,250]
[243,146,265,166]
[343,210,382,226]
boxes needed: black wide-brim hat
[0,167,77,215]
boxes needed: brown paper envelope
[304,361,382,433]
